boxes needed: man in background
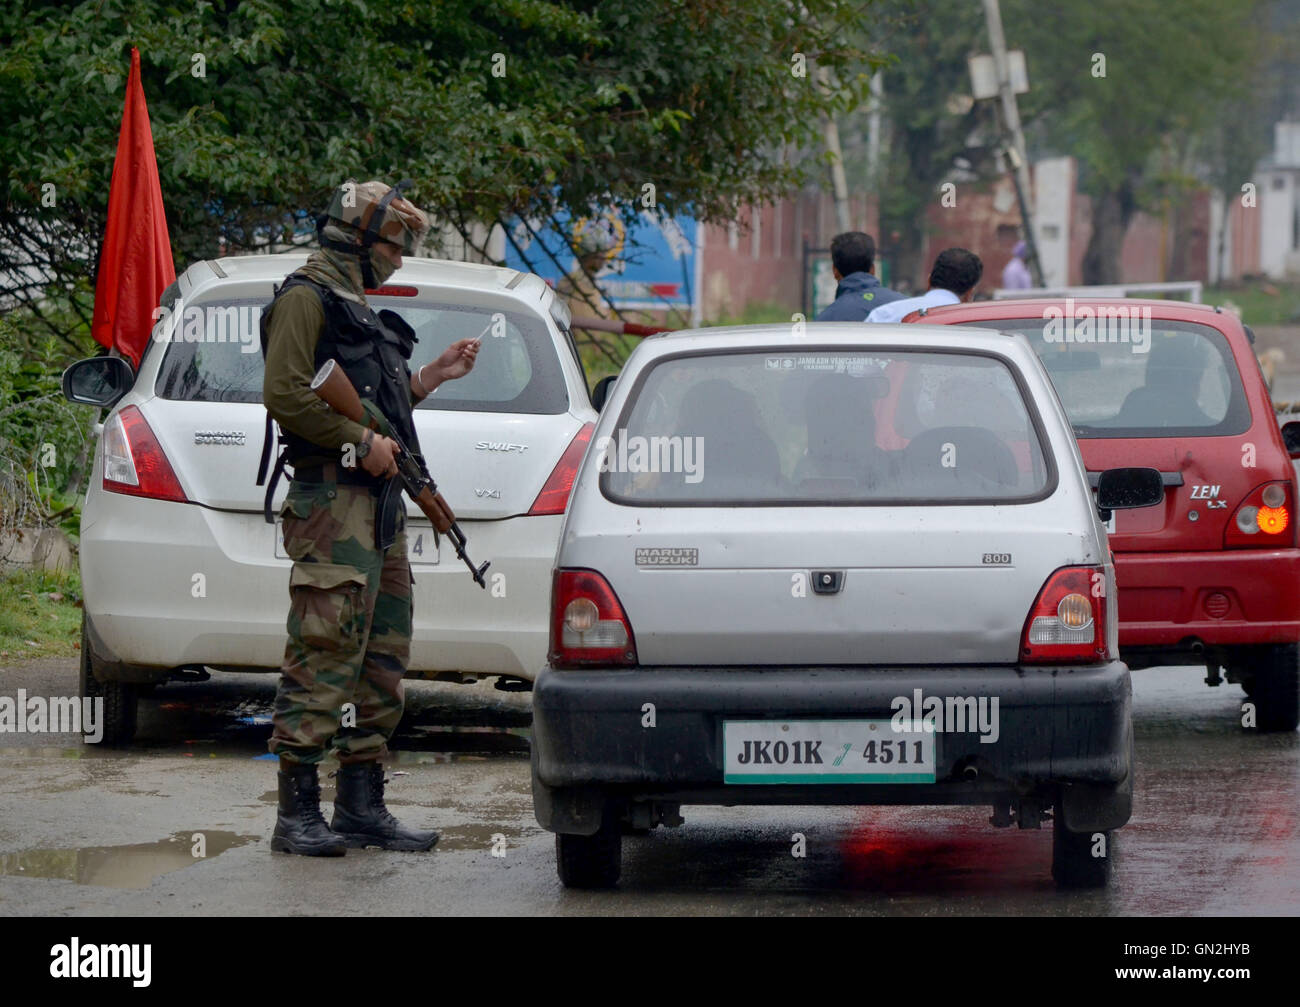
[866,247,983,323]
[1002,240,1033,290]
[815,231,905,321]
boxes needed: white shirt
[865,287,961,323]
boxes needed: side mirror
[1281,420,1300,459]
[62,356,135,409]
[1096,466,1165,513]
[591,374,617,412]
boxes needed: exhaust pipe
[962,765,979,781]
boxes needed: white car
[62,254,597,743]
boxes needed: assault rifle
[310,359,490,589]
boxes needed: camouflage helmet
[321,178,430,255]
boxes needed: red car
[913,297,1300,731]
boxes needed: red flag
[91,47,175,366]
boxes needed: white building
[1210,120,1300,283]
[1258,121,1300,279]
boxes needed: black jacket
[815,271,906,322]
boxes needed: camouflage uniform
[270,475,412,765]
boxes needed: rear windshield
[961,316,1250,438]
[154,293,568,414]
[602,348,1053,505]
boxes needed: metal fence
[992,281,1203,302]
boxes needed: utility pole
[981,0,1044,286]
[866,70,884,186]
[818,64,852,234]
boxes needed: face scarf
[366,245,398,287]
[294,222,376,303]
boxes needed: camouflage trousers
[269,475,412,765]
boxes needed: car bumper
[1115,549,1300,649]
[80,490,556,679]
[531,664,1133,832]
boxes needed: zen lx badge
[1190,484,1227,508]
[635,547,698,567]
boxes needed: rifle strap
[262,449,289,525]
[256,412,275,487]
[375,476,401,551]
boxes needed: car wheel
[1052,813,1113,889]
[79,618,138,746]
[556,814,622,889]
[1251,644,1300,733]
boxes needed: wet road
[0,660,1296,915]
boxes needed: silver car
[531,322,1164,889]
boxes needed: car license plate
[274,520,439,566]
[723,719,936,784]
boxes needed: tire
[1052,813,1113,889]
[1251,644,1300,733]
[556,814,622,889]
[79,618,138,746]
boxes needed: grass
[0,566,82,662]
[705,300,794,327]
[1204,281,1300,328]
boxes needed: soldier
[260,179,479,856]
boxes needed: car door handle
[1087,470,1183,489]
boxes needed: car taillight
[1020,566,1107,664]
[102,405,188,502]
[528,423,594,516]
[549,568,637,668]
[1225,481,1295,547]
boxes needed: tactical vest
[256,275,421,519]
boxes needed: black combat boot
[330,761,440,851]
[271,761,347,857]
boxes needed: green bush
[0,305,97,545]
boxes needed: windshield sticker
[764,355,889,375]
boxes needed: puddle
[0,830,258,889]
[402,725,531,755]
[393,823,531,852]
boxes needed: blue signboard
[503,208,697,311]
